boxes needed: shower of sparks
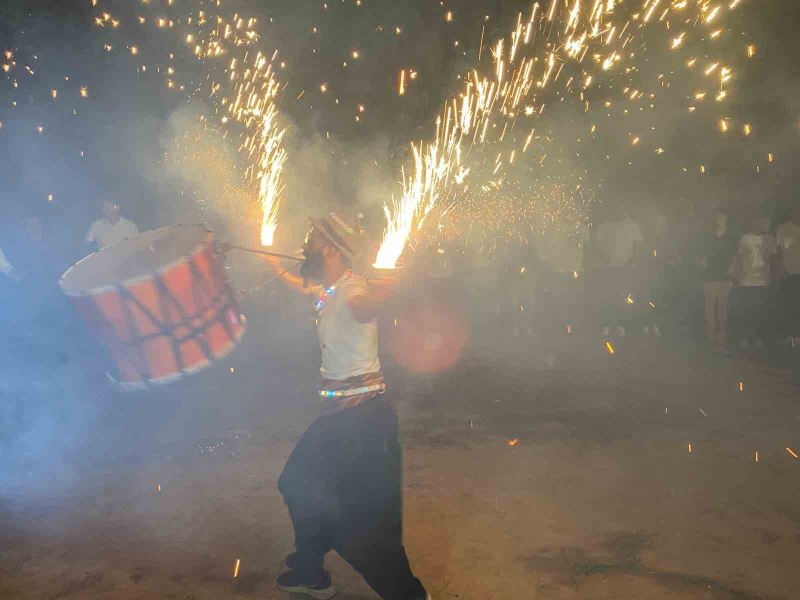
[225,52,288,246]
[376,0,749,267]
[3,0,758,256]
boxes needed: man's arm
[776,229,786,279]
[262,254,318,296]
[347,273,397,323]
[84,222,98,250]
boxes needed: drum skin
[61,226,245,390]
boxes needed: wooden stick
[225,245,303,262]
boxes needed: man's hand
[261,253,283,270]
[348,269,402,323]
[368,269,401,299]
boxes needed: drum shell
[62,228,245,390]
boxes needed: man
[777,203,800,347]
[730,215,777,349]
[699,209,737,348]
[589,204,644,337]
[85,200,139,251]
[537,223,588,335]
[265,212,428,600]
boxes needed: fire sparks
[375,0,748,267]
[227,52,288,246]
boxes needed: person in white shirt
[731,215,777,349]
[589,205,644,337]
[85,201,140,251]
[777,203,800,347]
[262,212,428,600]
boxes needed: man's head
[102,200,121,224]
[713,209,728,231]
[753,215,770,234]
[301,212,360,285]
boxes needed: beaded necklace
[314,270,352,313]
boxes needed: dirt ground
[1,316,800,600]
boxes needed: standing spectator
[730,215,777,349]
[589,205,644,337]
[5,215,70,368]
[777,203,800,347]
[85,200,139,252]
[537,223,589,335]
[640,209,679,339]
[699,209,737,349]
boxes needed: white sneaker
[602,325,610,337]
[616,326,626,337]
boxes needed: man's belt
[319,383,386,399]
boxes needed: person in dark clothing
[699,209,737,348]
[777,203,800,347]
[730,215,777,349]
[265,212,428,600]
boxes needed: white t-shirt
[0,244,13,275]
[777,222,800,275]
[86,217,140,250]
[737,233,776,287]
[317,272,381,381]
[539,226,590,273]
[594,217,643,268]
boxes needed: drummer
[85,200,140,251]
[265,212,429,600]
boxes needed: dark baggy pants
[730,285,773,343]
[278,396,426,600]
[587,266,643,331]
[779,274,800,338]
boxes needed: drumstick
[236,261,302,299]
[224,245,303,262]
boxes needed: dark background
[2,0,800,267]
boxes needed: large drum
[60,225,245,390]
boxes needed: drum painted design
[60,225,245,390]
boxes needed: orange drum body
[61,225,245,390]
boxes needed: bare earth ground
[1,315,800,600]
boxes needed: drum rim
[60,224,214,297]
[112,323,245,390]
